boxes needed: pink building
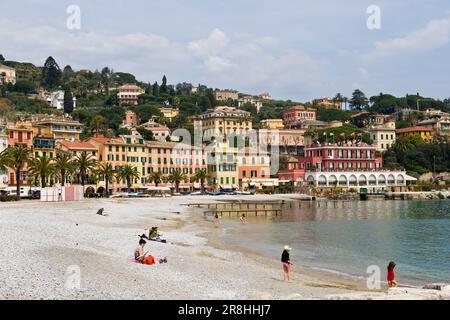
[283,105,316,128]
[277,142,411,192]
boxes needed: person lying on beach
[281,246,293,283]
[134,239,168,265]
[387,261,398,288]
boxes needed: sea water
[215,200,450,286]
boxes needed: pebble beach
[1,195,449,300]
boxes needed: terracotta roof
[89,137,112,144]
[396,126,433,134]
[58,140,97,150]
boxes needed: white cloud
[204,56,234,72]
[0,19,327,100]
[361,17,450,61]
[188,28,229,57]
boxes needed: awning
[405,175,418,181]
[219,185,233,189]
[145,186,171,191]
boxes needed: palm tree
[73,152,97,187]
[3,145,31,198]
[333,93,343,109]
[53,153,74,186]
[96,162,116,196]
[147,171,164,187]
[192,169,211,194]
[118,164,140,193]
[28,155,55,188]
[167,169,187,193]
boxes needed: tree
[96,162,116,196]
[42,56,62,89]
[14,80,35,94]
[54,153,74,186]
[63,86,74,114]
[0,54,5,62]
[160,75,168,94]
[152,82,160,96]
[73,151,97,187]
[192,169,211,194]
[135,127,154,141]
[118,164,140,193]
[101,67,114,95]
[349,89,369,110]
[3,145,31,199]
[147,171,164,187]
[91,115,106,136]
[168,169,187,193]
[333,93,344,109]
[28,156,55,188]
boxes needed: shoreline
[0,196,448,300]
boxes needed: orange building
[283,105,316,128]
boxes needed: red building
[283,105,316,128]
[278,142,384,183]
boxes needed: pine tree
[152,81,160,96]
[42,56,62,89]
[349,89,369,111]
[63,87,74,114]
[160,75,167,93]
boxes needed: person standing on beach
[281,246,293,283]
[239,213,247,224]
[213,213,221,228]
[387,261,398,288]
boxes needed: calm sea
[214,200,450,286]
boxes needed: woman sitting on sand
[134,239,167,265]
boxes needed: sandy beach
[1,195,449,300]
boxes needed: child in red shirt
[387,261,398,288]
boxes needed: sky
[1,0,450,101]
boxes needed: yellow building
[196,106,252,142]
[31,115,83,141]
[260,119,284,129]
[160,107,179,122]
[206,142,239,188]
[396,126,434,143]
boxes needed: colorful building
[206,142,239,189]
[396,126,434,143]
[277,142,412,192]
[195,106,252,142]
[366,120,396,152]
[283,105,317,128]
[260,119,284,129]
[117,84,145,106]
[0,119,8,189]
[418,118,450,137]
[56,140,98,158]
[30,115,83,141]
[160,107,179,122]
[312,97,341,109]
[238,148,275,189]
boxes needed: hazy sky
[1,0,450,101]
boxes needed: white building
[0,119,9,189]
[366,120,396,152]
[238,95,263,113]
[46,91,77,110]
[0,64,16,85]
[304,171,413,193]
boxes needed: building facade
[0,64,16,84]
[366,120,396,152]
[117,84,145,106]
[30,115,83,141]
[0,119,8,189]
[196,106,252,142]
[260,119,284,129]
[312,97,340,109]
[396,126,434,143]
[277,142,411,192]
[283,105,317,128]
[214,89,239,101]
[418,118,450,137]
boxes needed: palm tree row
[0,145,214,199]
